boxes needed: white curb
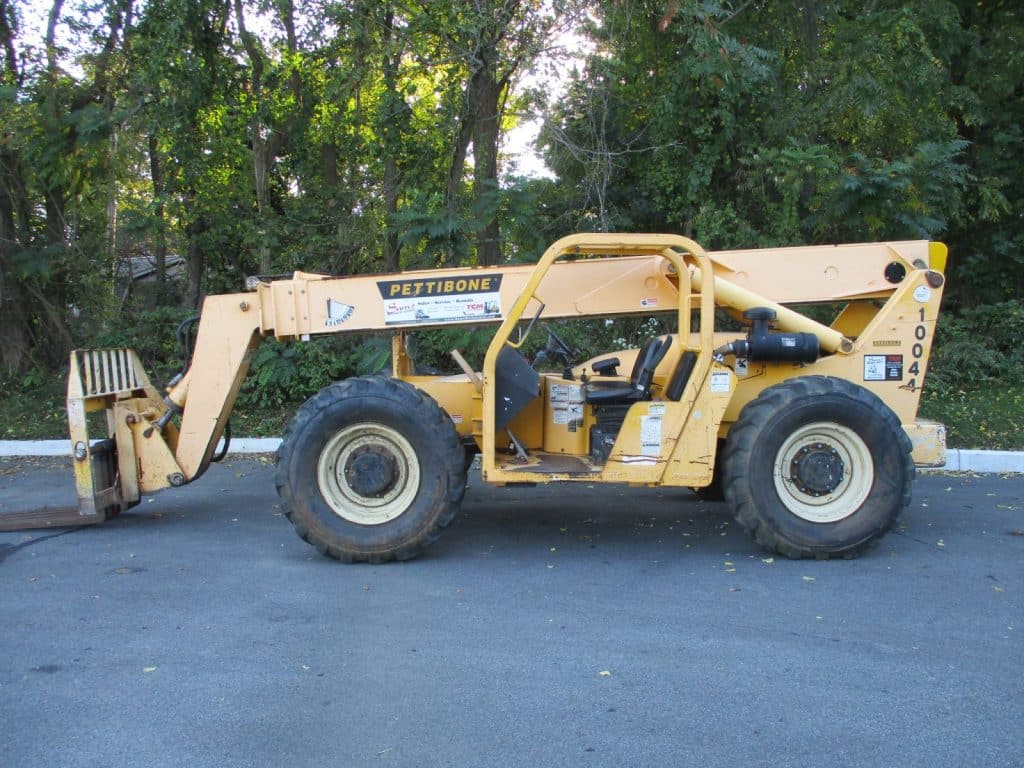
[924,449,1024,474]
[1,439,1021,474]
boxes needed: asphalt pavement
[1,457,1022,768]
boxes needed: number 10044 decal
[864,308,927,384]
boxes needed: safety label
[864,354,904,381]
[710,370,731,393]
[377,274,503,325]
[550,383,584,428]
[640,414,662,456]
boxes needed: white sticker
[648,403,667,416]
[864,355,885,381]
[710,371,731,393]
[913,285,931,303]
[378,274,503,326]
[552,401,583,426]
[640,415,662,456]
[735,358,748,376]
[551,384,583,426]
[621,456,657,466]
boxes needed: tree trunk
[0,149,30,375]
[381,7,402,272]
[184,188,206,309]
[148,135,168,294]
[473,69,502,266]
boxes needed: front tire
[276,376,465,562]
[722,376,913,559]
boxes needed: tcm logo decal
[325,299,354,327]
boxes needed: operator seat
[583,335,672,405]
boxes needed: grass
[3,374,1022,451]
[918,384,1024,451]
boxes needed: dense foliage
[1,0,1021,446]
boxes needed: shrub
[926,299,1024,392]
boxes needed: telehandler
[3,234,948,561]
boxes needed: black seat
[584,335,672,405]
[665,351,697,400]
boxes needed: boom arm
[160,236,943,482]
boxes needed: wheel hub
[789,442,844,496]
[344,447,399,498]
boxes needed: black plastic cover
[494,346,541,432]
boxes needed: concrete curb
[1,439,1021,474]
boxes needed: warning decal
[710,371,731,393]
[377,273,503,326]
[641,414,662,457]
[550,382,584,429]
[864,354,904,381]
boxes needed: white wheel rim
[316,424,420,525]
[773,422,873,523]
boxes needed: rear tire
[276,376,465,562]
[722,376,913,559]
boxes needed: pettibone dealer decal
[376,273,503,325]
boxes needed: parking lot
[2,457,1022,767]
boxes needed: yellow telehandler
[3,234,948,561]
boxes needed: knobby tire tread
[722,375,913,559]
[275,376,465,563]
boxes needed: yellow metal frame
[66,235,947,509]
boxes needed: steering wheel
[533,325,575,376]
[544,326,574,363]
